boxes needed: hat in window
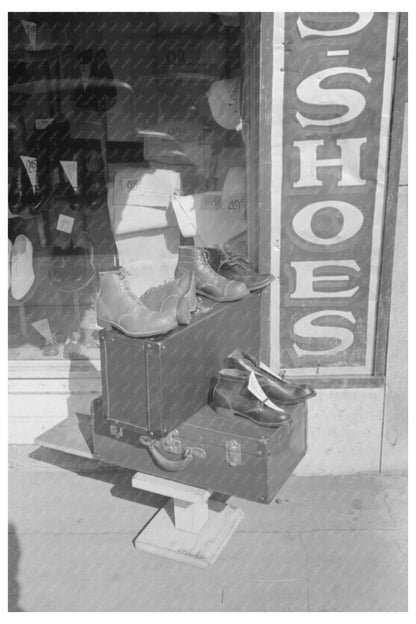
[207,78,241,130]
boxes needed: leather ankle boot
[225,350,316,404]
[212,368,290,427]
[175,246,249,302]
[140,270,196,325]
[97,270,178,337]
[206,247,275,292]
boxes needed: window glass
[8,12,247,361]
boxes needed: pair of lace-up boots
[96,246,274,338]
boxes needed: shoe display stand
[35,413,244,569]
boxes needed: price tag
[201,193,222,211]
[31,318,54,343]
[123,178,141,193]
[80,63,91,91]
[35,118,54,130]
[227,194,246,212]
[259,361,284,381]
[56,214,75,234]
[21,20,37,50]
[247,372,285,413]
[20,156,37,194]
[60,161,78,191]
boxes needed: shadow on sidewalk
[29,444,168,510]
[8,522,24,612]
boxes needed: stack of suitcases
[91,291,309,504]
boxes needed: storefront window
[8,12,248,361]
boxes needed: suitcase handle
[139,435,206,473]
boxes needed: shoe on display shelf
[8,156,43,218]
[49,235,96,293]
[206,247,275,292]
[212,368,291,428]
[140,270,196,326]
[225,349,316,405]
[73,48,117,113]
[97,270,178,338]
[175,245,249,302]
[10,235,36,302]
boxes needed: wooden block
[172,498,209,533]
[132,472,210,504]
[135,499,244,569]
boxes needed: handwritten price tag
[21,20,37,50]
[60,161,78,191]
[35,118,54,130]
[31,318,53,343]
[247,372,285,413]
[56,214,74,234]
[20,156,37,194]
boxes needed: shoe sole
[196,289,248,303]
[97,318,178,337]
[176,296,192,325]
[214,406,288,428]
[246,277,275,292]
[258,388,317,405]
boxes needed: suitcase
[99,292,261,438]
[92,398,307,504]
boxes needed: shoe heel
[97,318,113,330]
[214,406,235,418]
[183,271,197,312]
[176,296,192,325]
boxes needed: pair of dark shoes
[9,115,107,217]
[49,230,95,292]
[212,350,316,428]
[73,49,117,112]
[34,116,106,211]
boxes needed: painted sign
[276,12,397,375]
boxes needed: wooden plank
[284,375,386,389]
[241,13,261,264]
[8,359,101,379]
[9,392,99,444]
[34,413,94,459]
[258,13,274,365]
[373,12,408,377]
[8,378,101,394]
[132,472,210,505]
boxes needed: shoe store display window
[8,13,257,369]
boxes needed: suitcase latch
[161,430,182,455]
[226,439,241,467]
[110,423,123,439]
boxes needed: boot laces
[117,269,145,311]
[197,248,225,284]
[219,250,254,274]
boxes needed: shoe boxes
[97,291,261,438]
[92,398,307,504]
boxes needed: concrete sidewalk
[8,445,407,612]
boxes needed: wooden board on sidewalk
[34,413,94,459]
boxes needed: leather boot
[97,270,178,337]
[212,368,290,427]
[175,246,249,302]
[206,247,275,292]
[141,270,196,325]
[225,349,316,404]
